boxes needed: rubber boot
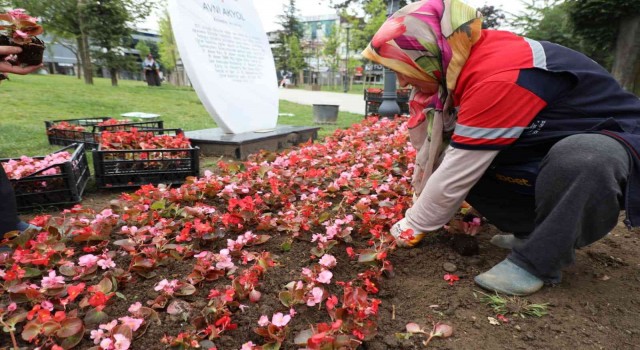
[490,234,527,250]
[475,259,544,296]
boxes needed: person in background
[0,45,43,250]
[362,0,640,296]
[142,53,161,87]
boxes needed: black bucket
[313,104,339,124]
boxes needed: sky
[141,0,526,33]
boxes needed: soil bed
[4,118,640,350]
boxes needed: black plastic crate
[45,117,164,148]
[1,143,90,211]
[364,88,383,103]
[92,129,200,189]
[364,88,411,116]
[365,101,410,116]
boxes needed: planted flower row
[0,117,439,349]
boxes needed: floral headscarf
[362,0,482,196]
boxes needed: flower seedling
[0,9,42,44]
[254,312,292,349]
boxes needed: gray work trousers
[466,134,630,283]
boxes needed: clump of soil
[0,35,45,66]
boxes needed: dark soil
[17,156,640,350]
[16,37,45,66]
[0,35,44,66]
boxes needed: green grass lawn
[0,74,364,158]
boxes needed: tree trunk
[80,33,93,85]
[75,37,84,80]
[612,15,640,92]
[110,68,118,87]
[78,0,93,85]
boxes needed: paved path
[278,88,366,115]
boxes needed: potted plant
[0,9,45,66]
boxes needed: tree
[287,35,306,85]
[135,39,151,58]
[323,24,342,87]
[13,0,94,84]
[347,0,386,53]
[84,0,148,86]
[274,0,304,72]
[329,0,409,10]
[567,0,640,92]
[158,10,179,71]
[13,0,154,85]
[478,5,506,29]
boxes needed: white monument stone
[168,0,278,134]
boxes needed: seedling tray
[45,117,164,148]
[0,143,90,212]
[92,129,200,189]
[363,88,411,116]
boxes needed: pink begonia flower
[204,170,213,177]
[128,302,142,314]
[319,254,337,268]
[41,270,65,289]
[113,334,131,350]
[90,329,105,344]
[100,337,114,350]
[118,316,143,332]
[78,254,99,268]
[121,226,138,235]
[241,341,256,350]
[99,320,118,332]
[271,312,291,327]
[0,269,5,278]
[194,251,209,259]
[13,30,28,39]
[306,287,324,307]
[289,307,297,317]
[97,257,116,270]
[301,268,313,278]
[7,302,17,312]
[316,270,333,284]
[154,279,178,293]
[257,315,269,327]
[41,300,54,311]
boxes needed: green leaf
[21,322,41,341]
[23,267,42,278]
[59,265,77,277]
[60,328,84,350]
[294,329,313,345]
[358,251,378,263]
[6,311,28,327]
[175,283,196,296]
[116,292,127,300]
[96,277,114,294]
[278,291,293,307]
[41,321,61,336]
[280,239,292,252]
[318,212,331,223]
[151,200,166,211]
[84,309,109,326]
[56,318,83,338]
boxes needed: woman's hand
[0,46,43,75]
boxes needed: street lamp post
[378,0,401,118]
[343,24,352,93]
